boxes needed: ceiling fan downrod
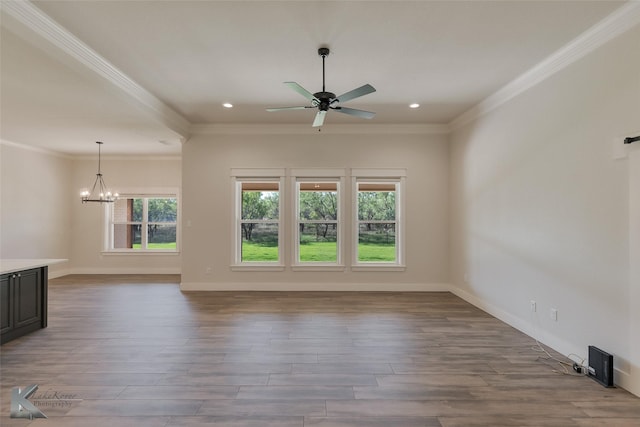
[315,47,334,111]
[319,47,329,92]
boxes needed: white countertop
[0,259,67,275]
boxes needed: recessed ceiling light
[223,103,233,108]
[409,103,420,109]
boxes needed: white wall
[0,144,182,275]
[69,156,182,274]
[0,141,73,277]
[450,25,640,392]
[181,130,449,290]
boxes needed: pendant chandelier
[80,141,118,203]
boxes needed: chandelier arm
[98,174,109,196]
[90,174,100,197]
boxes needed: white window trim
[229,168,407,272]
[351,169,406,270]
[231,170,286,270]
[102,187,180,254]
[290,169,346,270]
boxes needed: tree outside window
[110,197,177,251]
[240,183,280,262]
[297,182,339,263]
[357,183,397,262]
[233,169,402,270]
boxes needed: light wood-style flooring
[1,275,639,426]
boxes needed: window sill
[102,251,180,256]
[291,265,346,272]
[231,264,286,272]
[351,264,406,272]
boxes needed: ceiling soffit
[1,1,638,154]
[1,0,190,139]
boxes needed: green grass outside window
[131,242,177,250]
[241,241,395,262]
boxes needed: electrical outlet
[550,308,558,321]
[205,267,212,274]
[530,300,536,313]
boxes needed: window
[352,169,405,269]
[356,182,397,262]
[108,195,178,252]
[231,168,403,270]
[291,169,345,269]
[231,169,285,268]
[237,181,281,264]
[296,181,340,264]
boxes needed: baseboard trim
[180,282,452,292]
[449,287,538,338]
[451,287,585,357]
[48,268,72,279]
[450,286,635,395]
[614,367,633,395]
[65,267,181,275]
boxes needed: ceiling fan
[267,47,376,127]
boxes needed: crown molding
[190,123,450,136]
[1,0,191,139]
[450,1,640,131]
[0,139,73,159]
[73,154,181,161]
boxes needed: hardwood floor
[1,274,639,426]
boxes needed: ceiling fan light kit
[267,47,376,127]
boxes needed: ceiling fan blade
[267,106,314,112]
[284,82,318,102]
[335,84,376,104]
[312,111,327,127]
[333,106,375,119]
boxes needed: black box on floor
[588,345,614,387]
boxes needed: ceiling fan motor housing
[313,91,336,110]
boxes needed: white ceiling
[0,1,628,155]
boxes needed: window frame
[103,189,180,254]
[231,169,285,270]
[351,169,406,271]
[230,168,405,272]
[291,169,345,271]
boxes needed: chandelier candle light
[80,141,118,203]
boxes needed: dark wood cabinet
[0,267,47,344]
[0,273,13,335]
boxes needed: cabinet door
[0,274,12,334]
[14,269,41,328]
